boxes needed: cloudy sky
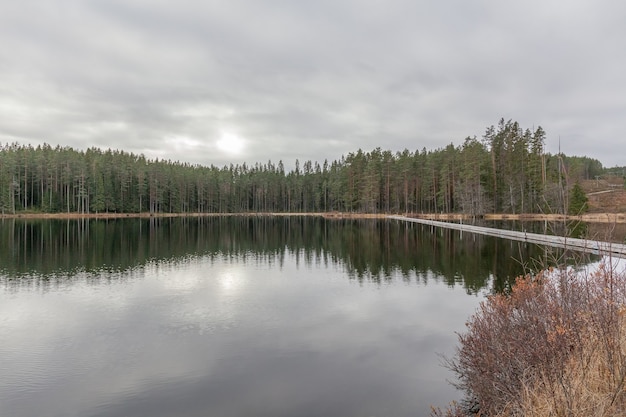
[1,0,625,169]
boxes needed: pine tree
[568,182,589,215]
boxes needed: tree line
[0,119,605,215]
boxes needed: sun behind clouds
[216,131,246,155]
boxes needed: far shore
[1,211,625,223]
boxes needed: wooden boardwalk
[388,215,626,259]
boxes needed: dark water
[481,219,626,243]
[0,217,597,417]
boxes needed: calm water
[0,217,595,417]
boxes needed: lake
[0,217,596,417]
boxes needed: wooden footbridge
[388,215,626,259]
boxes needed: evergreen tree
[0,119,608,217]
[568,182,589,215]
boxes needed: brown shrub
[440,260,626,416]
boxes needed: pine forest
[0,119,608,216]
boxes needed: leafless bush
[438,260,626,416]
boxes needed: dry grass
[519,338,626,416]
[483,213,626,223]
[2,211,625,223]
[0,211,392,220]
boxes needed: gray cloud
[1,0,625,168]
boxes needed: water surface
[0,217,594,417]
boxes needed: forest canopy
[0,119,605,215]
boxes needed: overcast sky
[1,0,625,169]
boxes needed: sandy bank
[0,211,624,223]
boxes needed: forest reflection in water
[0,216,605,417]
[0,216,597,293]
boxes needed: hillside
[582,176,626,213]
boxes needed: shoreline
[1,211,625,223]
